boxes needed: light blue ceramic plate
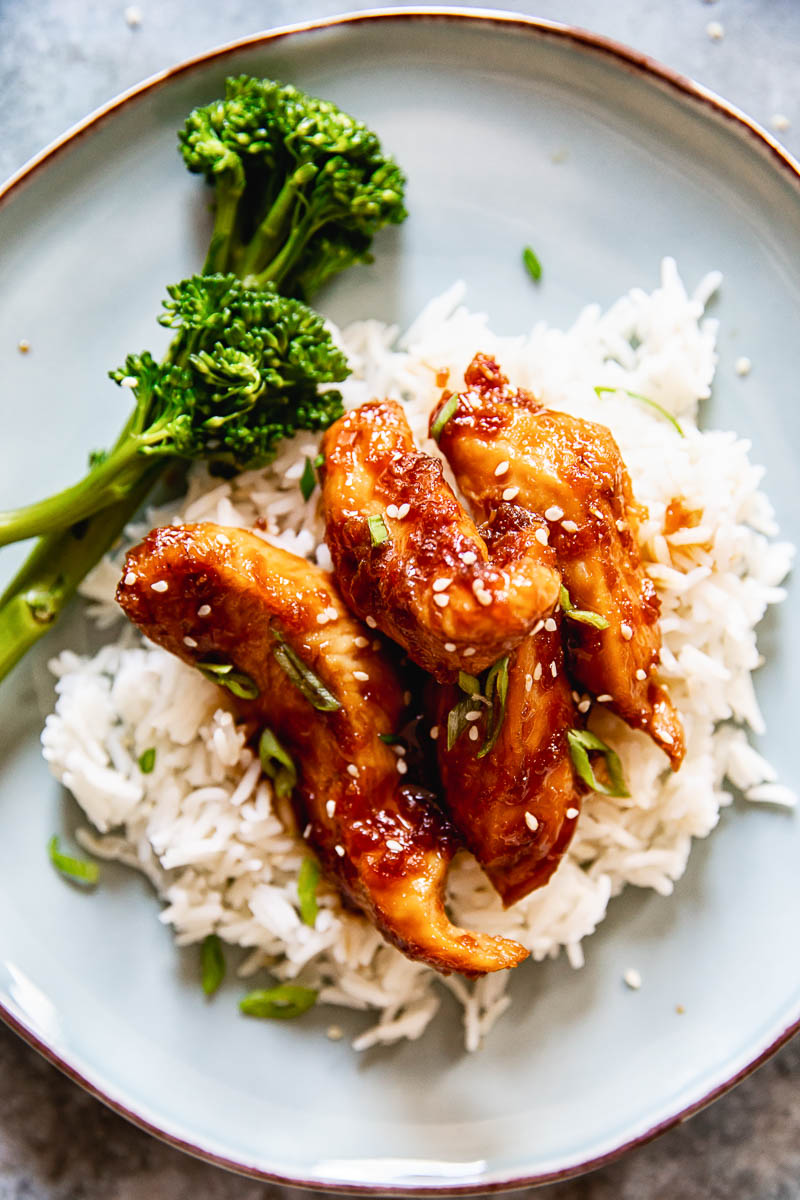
[1,9,799,1192]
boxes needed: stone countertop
[0,1,798,1197]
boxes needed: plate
[1,8,799,1192]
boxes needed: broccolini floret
[0,76,406,684]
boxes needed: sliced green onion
[567,728,630,798]
[457,670,481,696]
[523,245,543,282]
[378,732,402,745]
[431,395,458,441]
[559,584,609,631]
[297,858,320,927]
[478,656,510,759]
[299,456,317,502]
[239,984,318,1020]
[368,513,389,547]
[312,451,325,469]
[259,728,297,800]
[196,660,260,700]
[201,933,226,996]
[138,746,156,774]
[48,835,99,886]
[446,696,474,751]
[593,385,684,437]
[272,633,341,712]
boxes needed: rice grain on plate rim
[42,259,795,1052]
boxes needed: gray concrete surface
[1,1,798,1197]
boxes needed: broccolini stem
[237,176,301,279]
[0,437,159,548]
[0,473,158,683]
[254,214,316,292]
[203,178,244,274]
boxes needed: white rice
[42,259,795,1052]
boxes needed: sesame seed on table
[1,1,798,1199]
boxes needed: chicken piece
[320,399,560,680]
[431,354,684,769]
[429,612,582,906]
[117,521,526,977]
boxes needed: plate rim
[2,7,799,1193]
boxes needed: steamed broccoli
[0,76,406,683]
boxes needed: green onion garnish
[378,732,402,745]
[368,513,389,547]
[477,655,510,759]
[48,835,99,886]
[523,245,543,282]
[196,660,260,700]
[239,984,318,1020]
[201,933,226,996]
[593,386,684,437]
[312,452,325,469]
[299,456,317,502]
[446,696,474,751]
[138,746,156,774]
[559,584,609,630]
[297,858,320,927]
[457,670,481,696]
[272,633,341,712]
[259,728,297,800]
[431,395,458,441]
[567,728,629,798]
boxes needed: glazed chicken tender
[429,613,582,907]
[117,522,527,976]
[320,399,560,680]
[432,355,684,768]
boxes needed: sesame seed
[430,725,440,740]
[533,662,543,682]
[303,823,312,839]
[316,612,331,625]
[391,744,406,757]
[525,674,533,692]
[197,604,211,618]
[461,550,478,565]
[432,577,452,592]
[17,339,31,354]
[597,693,613,703]
[578,699,591,714]
[354,636,369,648]
[706,19,724,40]
[532,619,545,635]
[124,571,136,586]
[544,617,557,632]
[545,506,564,521]
[463,647,476,657]
[119,375,138,388]
[124,4,142,26]
[216,533,230,546]
[494,460,510,477]
[386,838,403,852]
[616,519,626,532]
[635,668,647,681]
[621,622,633,640]
[444,642,456,652]
[183,636,198,648]
[661,731,675,746]
[476,591,492,607]
[591,507,604,519]
[325,606,338,621]
[366,616,377,629]
[151,580,168,593]
[396,503,411,519]
[347,764,359,778]
[335,844,346,857]
[572,690,581,703]
[326,799,336,819]
[465,710,481,721]
[468,725,479,741]
[535,527,549,546]
[502,486,519,501]
[353,670,369,682]
[735,356,752,377]
[386,504,399,519]
[396,759,408,775]
[562,519,579,533]
[566,807,579,820]
[327,1025,344,1041]
[434,593,450,608]
[770,113,791,133]
[623,967,642,990]
[550,661,558,678]
[524,812,539,832]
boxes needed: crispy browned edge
[2,9,799,1195]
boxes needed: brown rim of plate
[1,7,798,1195]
